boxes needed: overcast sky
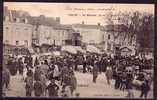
[4,2,154,25]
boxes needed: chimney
[56,17,60,24]
[97,22,101,26]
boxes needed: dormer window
[22,18,28,23]
[108,34,110,40]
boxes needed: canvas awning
[86,45,102,54]
[61,46,77,54]
[75,46,86,53]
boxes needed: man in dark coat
[34,66,42,81]
[125,72,134,98]
[83,59,87,73]
[140,80,150,98]
[46,79,59,97]
[9,58,18,76]
[34,80,43,97]
[69,71,77,96]
[60,66,69,85]
[2,66,11,90]
[25,70,33,96]
[18,57,24,79]
[92,62,99,83]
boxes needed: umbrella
[86,45,102,54]
[61,46,77,54]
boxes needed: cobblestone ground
[4,71,153,98]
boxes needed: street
[5,71,153,98]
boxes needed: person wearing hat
[105,65,113,85]
[140,79,150,98]
[40,71,47,96]
[61,82,71,97]
[69,71,77,96]
[46,79,59,97]
[92,61,99,83]
[60,65,69,85]
[2,62,11,96]
[34,66,42,81]
[34,79,43,97]
[24,69,33,96]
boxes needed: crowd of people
[2,52,154,98]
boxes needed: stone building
[3,6,33,47]
[3,6,33,55]
[72,22,104,45]
[3,7,79,54]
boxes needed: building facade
[3,7,33,47]
[72,22,104,45]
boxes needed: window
[16,41,19,45]
[107,43,111,51]
[24,28,28,30]
[62,40,65,45]
[13,18,17,22]
[24,40,28,46]
[62,31,64,36]
[4,40,9,44]
[5,27,9,34]
[108,34,110,40]
[89,40,94,44]
[22,19,25,23]
[22,19,27,23]
[53,40,56,45]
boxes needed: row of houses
[3,6,137,56]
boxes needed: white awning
[75,46,86,53]
[86,45,102,54]
[61,46,77,54]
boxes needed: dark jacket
[141,81,150,92]
[69,75,77,91]
[93,65,99,76]
[25,76,33,92]
[34,81,43,96]
[2,68,10,87]
[46,83,59,96]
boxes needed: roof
[72,24,104,30]
[4,6,59,26]
[53,24,74,30]
[103,24,128,32]
[27,16,59,26]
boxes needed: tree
[104,11,154,56]
[117,11,154,49]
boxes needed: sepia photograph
[2,2,154,98]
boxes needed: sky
[4,2,154,25]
